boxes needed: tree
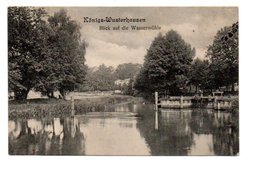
[114,63,142,80]
[134,30,195,97]
[8,8,87,100]
[206,22,238,91]
[82,64,116,91]
[8,7,48,99]
[123,78,135,95]
[35,9,87,98]
[134,66,151,97]
[189,58,210,92]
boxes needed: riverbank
[9,95,136,119]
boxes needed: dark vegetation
[80,63,141,93]
[8,7,141,99]
[8,8,87,100]
[133,23,238,99]
[9,95,135,119]
[134,30,196,97]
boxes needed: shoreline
[8,95,135,119]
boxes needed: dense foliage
[8,8,87,99]
[81,63,141,93]
[188,58,210,92]
[8,7,48,99]
[189,22,239,93]
[134,22,238,98]
[206,22,238,90]
[82,64,116,91]
[114,63,141,80]
[134,30,195,97]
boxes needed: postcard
[8,7,239,155]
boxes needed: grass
[9,95,135,119]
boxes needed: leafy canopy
[134,30,195,97]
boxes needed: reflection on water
[9,102,239,155]
[9,117,85,155]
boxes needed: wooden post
[180,96,183,109]
[154,91,159,130]
[217,101,220,110]
[155,92,158,111]
[155,110,159,130]
[214,97,217,109]
[71,96,75,116]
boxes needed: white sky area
[46,7,238,67]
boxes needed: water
[9,102,239,155]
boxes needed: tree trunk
[47,93,51,98]
[51,91,54,98]
[14,89,30,100]
[47,91,55,99]
[59,89,66,99]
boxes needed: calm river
[9,102,239,155]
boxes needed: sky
[46,7,238,67]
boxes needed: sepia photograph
[8,7,239,156]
